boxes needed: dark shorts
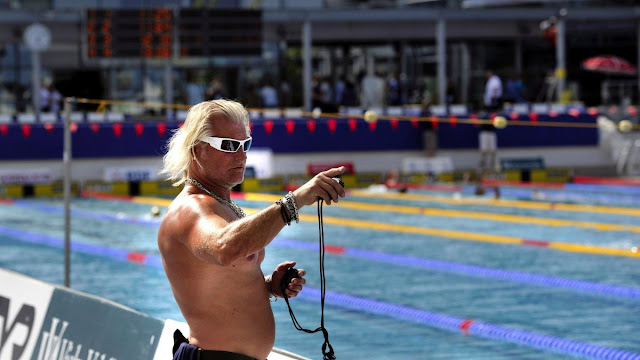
[172,329,261,360]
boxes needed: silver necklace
[186,177,246,218]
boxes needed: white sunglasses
[200,136,252,153]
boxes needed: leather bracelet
[276,199,291,225]
[265,275,277,302]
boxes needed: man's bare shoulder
[159,190,228,243]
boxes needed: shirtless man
[158,99,346,360]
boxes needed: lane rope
[1,225,638,360]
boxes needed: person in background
[505,72,526,103]
[474,182,501,199]
[480,69,502,171]
[48,83,62,114]
[278,77,292,108]
[206,75,227,100]
[39,81,51,113]
[259,79,278,108]
[484,69,503,112]
[158,99,346,360]
[185,72,205,106]
[421,99,438,157]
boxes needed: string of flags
[0,107,612,139]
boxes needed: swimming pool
[1,185,639,360]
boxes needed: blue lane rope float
[4,198,640,301]
[459,186,640,206]
[13,200,162,226]
[273,238,640,301]
[298,288,640,360]
[564,184,640,195]
[2,225,640,360]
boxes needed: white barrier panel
[154,320,311,360]
[106,112,125,122]
[38,113,57,123]
[104,166,159,182]
[429,105,447,116]
[246,148,274,179]
[87,113,105,123]
[17,114,37,124]
[0,268,310,360]
[175,110,189,121]
[402,156,454,174]
[386,106,404,116]
[153,319,189,360]
[345,107,362,116]
[284,108,303,118]
[0,269,55,360]
[33,288,164,360]
[263,110,282,119]
[0,168,52,184]
[531,103,549,114]
[69,113,84,122]
[512,103,530,114]
[448,104,468,116]
[550,103,567,114]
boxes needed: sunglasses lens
[220,139,241,152]
[243,138,252,152]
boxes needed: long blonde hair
[160,99,250,186]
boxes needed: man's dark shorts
[172,329,261,360]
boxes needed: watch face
[24,23,51,51]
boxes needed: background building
[1,0,640,115]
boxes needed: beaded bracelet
[284,191,299,223]
[276,192,299,225]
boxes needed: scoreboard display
[86,9,173,58]
[84,8,262,59]
[178,9,262,57]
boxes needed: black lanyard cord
[281,199,336,360]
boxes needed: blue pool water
[1,187,640,360]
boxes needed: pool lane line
[24,192,640,234]
[102,189,640,218]
[81,193,640,259]
[348,190,640,217]
[271,237,640,300]
[4,200,640,301]
[228,192,640,233]
[1,225,638,360]
[3,199,640,301]
[10,199,163,226]
[309,214,640,258]
[300,288,640,360]
[5,200,640,299]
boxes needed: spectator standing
[185,73,205,105]
[484,70,502,112]
[360,71,385,108]
[49,83,62,114]
[259,80,278,108]
[206,76,226,100]
[341,80,357,107]
[279,78,292,108]
[505,72,526,103]
[478,69,503,173]
[421,99,438,157]
[334,76,345,106]
[39,82,51,112]
[387,73,400,106]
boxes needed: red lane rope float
[2,222,639,360]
